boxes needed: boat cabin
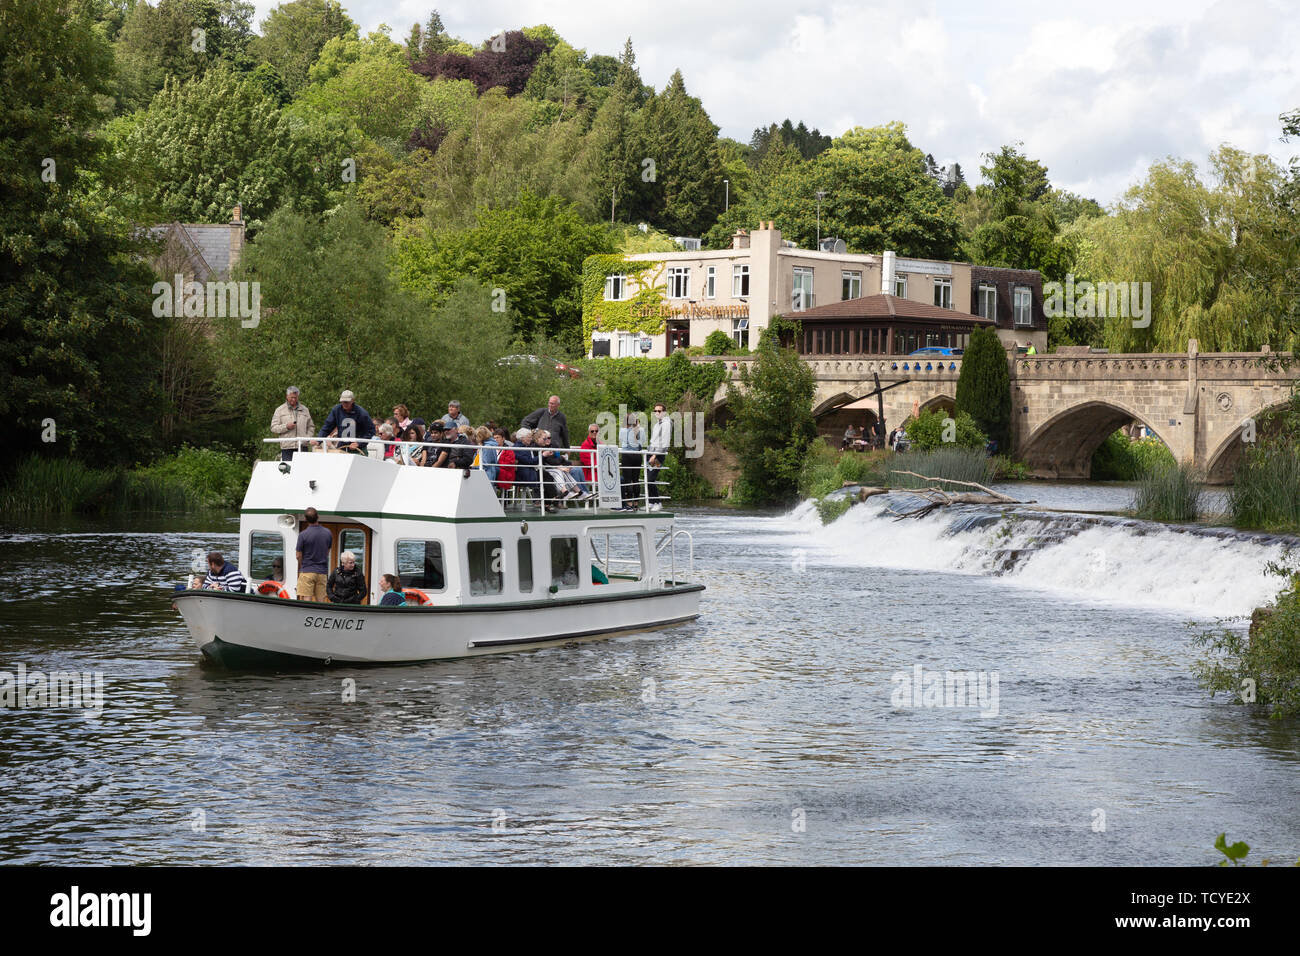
[237,453,690,605]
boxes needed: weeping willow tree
[1070,146,1300,354]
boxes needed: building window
[1014,286,1033,326]
[842,271,861,300]
[732,264,749,297]
[893,275,907,298]
[604,273,626,301]
[705,265,716,299]
[467,540,503,596]
[933,278,952,310]
[668,266,689,299]
[732,318,749,350]
[792,267,814,311]
[977,283,997,320]
[618,333,638,357]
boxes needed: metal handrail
[262,437,673,512]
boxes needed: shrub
[134,447,252,509]
[1091,430,1175,480]
[702,330,734,355]
[798,440,886,500]
[1194,567,1300,719]
[1230,444,1300,532]
[901,409,986,452]
[815,496,852,524]
[1130,460,1201,522]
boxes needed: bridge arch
[918,394,956,416]
[1019,400,1171,479]
[1204,399,1293,484]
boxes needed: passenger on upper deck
[270,386,315,462]
[439,400,470,430]
[492,426,515,494]
[522,395,569,450]
[317,390,375,454]
[513,429,540,492]
[425,421,450,467]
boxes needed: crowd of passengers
[269,387,673,512]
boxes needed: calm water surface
[0,501,1296,865]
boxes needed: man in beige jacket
[270,386,315,461]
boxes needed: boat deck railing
[263,437,672,514]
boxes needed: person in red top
[579,424,599,486]
[492,426,516,494]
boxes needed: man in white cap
[316,389,375,454]
[270,386,314,461]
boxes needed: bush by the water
[815,496,853,524]
[1194,568,1300,719]
[0,448,251,514]
[885,446,995,489]
[1091,430,1175,479]
[901,409,986,452]
[1130,461,1202,521]
[798,440,887,500]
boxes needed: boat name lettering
[303,616,364,631]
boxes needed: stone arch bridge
[695,346,1297,482]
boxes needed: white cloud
[248,0,1300,204]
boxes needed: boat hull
[174,585,703,667]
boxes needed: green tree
[294,32,423,145]
[1,0,166,465]
[113,0,256,112]
[902,409,986,452]
[722,324,816,503]
[393,191,614,350]
[954,326,1011,453]
[255,0,355,94]
[1074,148,1300,353]
[767,123,960,258]
[959,144,1078,282]
[111,65,355,223]
[637,70,726,235]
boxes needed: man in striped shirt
[204,551,248,592]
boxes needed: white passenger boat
[173,441,701,667]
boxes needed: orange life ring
[402,588,433,606]
[258,580,290,600]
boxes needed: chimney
[881,250,896,295]
[229,203,246,275]
[732,228,750,250]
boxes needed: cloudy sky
[251,0,1300,206]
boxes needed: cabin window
[395,539,446,592]
[550,536,580,590]
[467,540,503,596]
[590,531,644,581]
[518,539,534,593]
[338,528,367,577]
[249,531,286,583]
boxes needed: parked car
[495,354,582,379]
[908,346,963,356]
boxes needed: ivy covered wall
[581,254,670,348]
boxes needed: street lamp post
[816,191,826,247]
[724,179,729,213]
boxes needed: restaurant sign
[631,303,749,320]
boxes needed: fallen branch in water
[890,472,1022,503]
[881,476,1032,519]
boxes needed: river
[1,488,1297,865]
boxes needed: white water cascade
[783,496,1295,619]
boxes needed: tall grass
[1131,461,1202,522]
[0,448,251,515]
[798,440,888,500]
[1229,447,1300,531]
[885,447,994,489]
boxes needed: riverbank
[0,449,250,516]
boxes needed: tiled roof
[786,294,994,323]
